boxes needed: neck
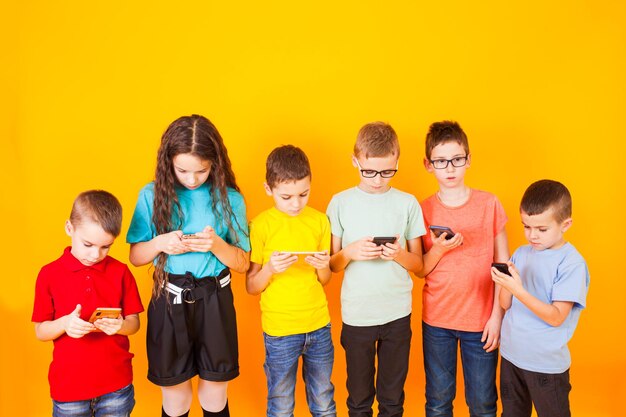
[437,185,470,207]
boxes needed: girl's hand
[305,251,331,270]
[64,304,95,338]
[267,251,298,274]
[430,230,463,254]
[183,226,223,253]
[380,235,401,261]
[343,237,382,261]
[156,231,188,255]
[93,316,123,335]
[491,261,523,296]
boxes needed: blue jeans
[52,384,135,417]
[422,322,498,417]
[263,323,336,417]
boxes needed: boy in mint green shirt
[327,122,426,417]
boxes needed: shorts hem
[198,367,239,382]
[148,370,198,387]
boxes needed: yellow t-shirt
[250,206,331,336]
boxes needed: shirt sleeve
[126,186,156,244]
[228,191,251,252]
[552,259,590,309]
[492,195,508,236]
[319,215,332,252]
[249,215,266,265]
[121,266,144,316]
[32,267,54,322]
[406,197,427,240]
[326,196,343,238]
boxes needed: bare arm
[246,253,298,295]
[381,237,423,273]
[329,235,381,273]
[416,232,464,277]
[129,231,187,266]
[34,304,94,341]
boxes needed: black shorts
[146,269,239,386]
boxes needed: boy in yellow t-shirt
[247,145,336,417]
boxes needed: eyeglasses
[355,159,398,178]
[429,156,468,169]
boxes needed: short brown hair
[354,122,400,159]
[425,121,470,160]
[520,180,572,223]
[266,145,311,188]
[69,190,123,237]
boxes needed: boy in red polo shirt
[32,190,144,417]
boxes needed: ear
[65,220,74,237]
[263,182,273,196]
[561,217,573,232]
[351,155,358,168]
[423,157,433,173]
[465,153,471,169]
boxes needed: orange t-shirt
[421,189,507,332]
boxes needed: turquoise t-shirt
[126,182,250,278]
[326,187,426,326]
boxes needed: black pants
[340,315,412,417]
[500,357,571,417]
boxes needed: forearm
[117,314,140,336]
[512,288,567,326]
[490,284,505,319]
[246,263,272,295]
[329,250,350,273]
[499,285,513,310]
[212,239,250,273]
[129,240,160,266]
[34,319,67,342]
[417,247,445,277]
[394,248,423,274]
[316,267,332,285]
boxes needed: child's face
[353,154,398,194]
[265,176,311,216]
[173,153,211,190]
[521,208,572,251]
[65,220,116,266]
[424,141,470,189]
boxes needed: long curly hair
[152,114,242,298]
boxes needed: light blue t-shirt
[500,242,589,373]
[326,187,426,326]
[126,182,250,278]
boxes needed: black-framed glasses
[429,156,468,169]
[355,159,398,178]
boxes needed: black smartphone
[492,262,512,276]
[429,225,456,240]
[372,236,396,246]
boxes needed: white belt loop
[166,282,184,304]
[219,274,231,288]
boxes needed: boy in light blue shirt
[491,179,590,417]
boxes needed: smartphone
[88,307,122,323]
[429,225,456,240]
[372,236,396,246]
[279,251,325,256]
[182,233,198,239]
[491,262,512,276]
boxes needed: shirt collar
[60,246,109,272]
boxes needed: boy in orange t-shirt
[417,121,509,417]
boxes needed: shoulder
[138,182,156,196]
[226,187,246,205]
[388,188,419,204]
[251,207,274,225]
[38,254,65,278]
[330,187,357,202]
[559,243,587,266]
[470,189,504,207]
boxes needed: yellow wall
[3,1,624,416]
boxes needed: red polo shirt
[32,247,144,401]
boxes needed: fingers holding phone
[429,225,463,252]
[304,251,330,269]
[378,235,400,260]
[268,251,298,274]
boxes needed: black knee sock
[202,401,229,417]
[162,407,189,417]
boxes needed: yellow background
[3,1,624,416]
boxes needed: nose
[445,163,455,173]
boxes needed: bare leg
[162,380,193,417]
[198,380,229,412]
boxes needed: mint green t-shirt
[326,187,426,326]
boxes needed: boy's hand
[491,261,524,296]
[481,314,502,352]
[64,304,95,338]
[379,235,401,261]
[305,251,331,270]
[267,251,298,274]
[343,237,382,261]
[183,226,222,253]
[430,230,463,255]
[93,312,123,335]
[156,231,189,255]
